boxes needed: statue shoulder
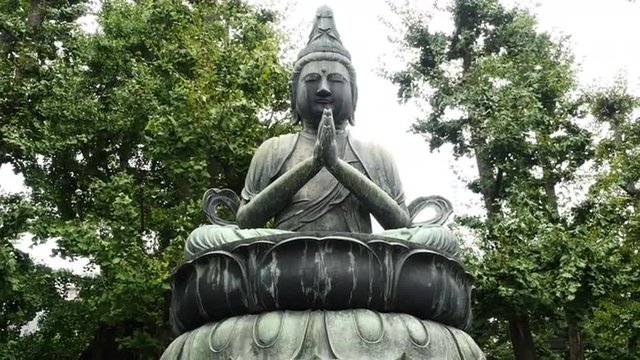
[252,133,300,161]
[347,135,398,169]
[348,135,404,200]
[248,132,300,175]
[243,133,300,201]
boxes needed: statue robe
[241,131,405,233]
[185,131,460,260]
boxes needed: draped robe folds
[184,132,460,259]
[242,131,405,233]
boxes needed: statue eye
[303,73,320,82]
[328,74,346,83]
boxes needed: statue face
[296,60,353,129]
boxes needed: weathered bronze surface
[162,310,484,360]
[162,5,484,359]
[171,232,473,334]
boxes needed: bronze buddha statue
[162,6,484,359]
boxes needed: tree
[578,83,640,359]
[1,0,292,358]
[0,195,85,359]
[389,0,624,358]
[1,0,94,357]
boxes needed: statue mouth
[315,99,332,104]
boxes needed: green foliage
[0,195,86,359]
[391,0,638,358]
[1,0,292,358]
[580,83,640,359]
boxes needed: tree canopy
[2,0,638,359]
[390,0,639,359]
[0,0,292,358]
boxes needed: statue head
[291,6,358,128]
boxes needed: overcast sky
[2,0,639,272]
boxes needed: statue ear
[290,81,300,124]
[348,99,356,126]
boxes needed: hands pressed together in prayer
[308,108,410,229]
[237,107,410,230]
[313,109,339,172]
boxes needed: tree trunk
[543,171,558,216]
[14,0,44,82]
[509,313,537,360]
[629,330,639,352]
[27,0,44,32]
[473,139,537,360]
[568,323,585,360]
[79,324,136,360]
[460,16,539,359]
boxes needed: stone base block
[161,310,484,359]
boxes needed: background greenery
[0,0,638,359]
[391,0,639,359]
[1,0,292,358]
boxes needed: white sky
[2,0,639,272]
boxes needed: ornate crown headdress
[291,5,358,125]
[297,5,351,60]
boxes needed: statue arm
[329,158,410,229]
[236,144,321,229]
[318,110,409,229]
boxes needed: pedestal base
[171,232,473,333]
[161,310,484,359]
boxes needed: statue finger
[326,113,336,136]
[321,109,331,126]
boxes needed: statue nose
[316,79,332,97]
